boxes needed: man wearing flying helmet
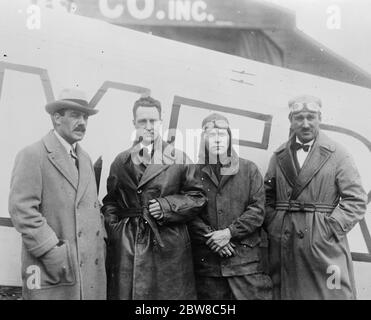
[264,95,367,299]
[188,113,272,300]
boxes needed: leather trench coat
[102,140,207,300]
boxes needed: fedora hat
[45,88,98,116]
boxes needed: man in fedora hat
[264,95,367,299]
[9,88,107,300]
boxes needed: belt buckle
[299,201,305,211]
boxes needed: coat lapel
[201,165,219,187]
[276,142,298,188]
[136,140,171,189]
[218,149,240,190]
[291,133,334,199]
[75,144,91,203]
[43,131,78,190]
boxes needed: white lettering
[168,0,175,20]
[326,5,341,30]
[26,4,41,30]
[99,0,124,19]
[192,0,207,22]
[26,265,41,290]
[127,0,154,20]
[326,265,341,289]
[175,0,191,21]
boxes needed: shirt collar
[140,142,153,155]
[295,136,314,147]
[53,130,77,155]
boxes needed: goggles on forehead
[289,101,321,113]
[202,120,229,132]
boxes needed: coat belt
[115,207,164,248]
[275,201,336,213]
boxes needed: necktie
[140,147,151,166]
[70,149,79,169]
[293,142,310,152]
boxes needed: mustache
[74,126,86,132]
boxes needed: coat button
[218,210,223,215]
[96,230,100,236]
[78,231,82,237]
[298,231,304,239]
[95,259,99,265]
[137,189,142,194]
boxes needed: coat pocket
[316,213,335,243]
[39,240,76,288]
[240,235,262,248]
[230,234,262,265]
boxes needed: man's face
[134,106,161,145]
[290,111,321,143]
[205,128,230,157]
[54,109,88,144]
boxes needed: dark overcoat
[188,154,267,278]
[102,140,206,300]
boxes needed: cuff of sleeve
[228,224,238,239]
[28,233,59,258]
[326,215,346,241]
[156,197,172,224]
[329,206,354,233]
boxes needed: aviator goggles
[202,120,229,132]
[289,101,321,113]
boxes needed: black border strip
[0,61,54,102]
[0,218,13,228]
[89,81,150,108]
[167,95,273,150]
[352,252,371,263]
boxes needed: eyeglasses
[202,120,229,132]
[290,102,321,113]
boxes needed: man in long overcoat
[264,95,367,299]
[8,88,107,300]
[188,113,272,300]
[102,96,206,300]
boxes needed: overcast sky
[265,0,371,75]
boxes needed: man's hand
[204,228,232,252]
[148,199,163,220]
[218,242,236,258]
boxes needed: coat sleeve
[327,151,367,241]
[156,164,207,225]
[8,146,59,258]
[227,163,266,240]
[101,157,122,226]
[187,211,214,243]
[263,154,277,231]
